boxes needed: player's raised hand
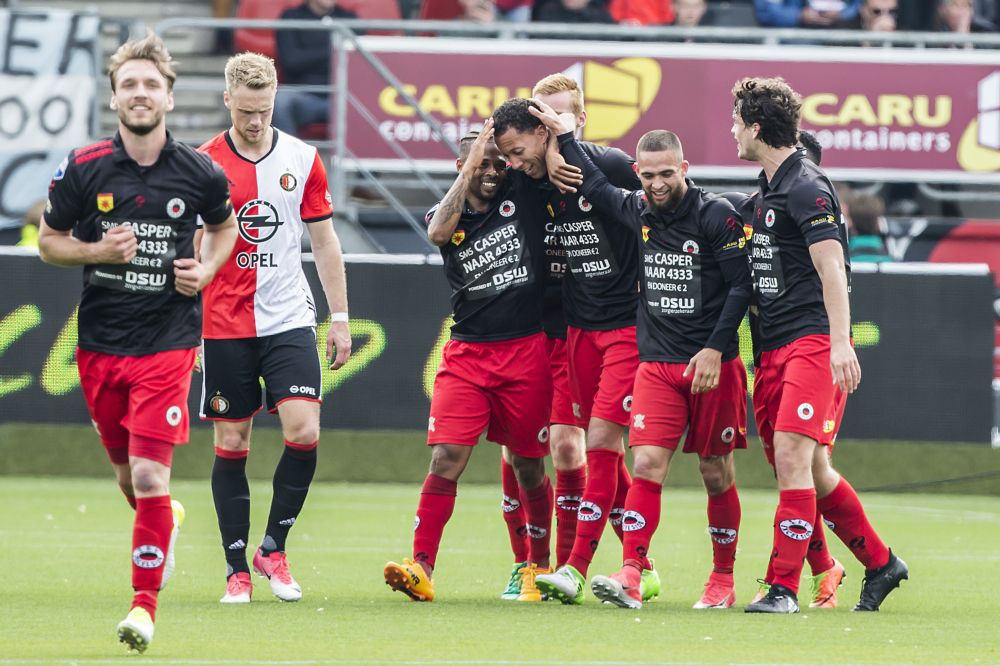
[173,257,209,297]
[327,321,352,370]
[461,118,495,176]
[528,99,576,135]
[830,339,861,394]
[96,223,138,264]
[683,348,722,395]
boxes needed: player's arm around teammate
[533,101,753,609]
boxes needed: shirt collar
[111,130,177,164]
[758,150,804,194]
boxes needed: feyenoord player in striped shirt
[197,53,351,604]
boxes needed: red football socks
[130,495,173,620]
[412,474,457,571]
[566,448,619,577]
[554,466,586,568]
[500,459,529,562]
[806,505,836,575]
[621,477,661,571]
[817,477,891,570]
[769,488,816,594]
[707,484,740,575]
[610,453,632,543]
[518,475,554,566]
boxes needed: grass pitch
[1,477,998,666]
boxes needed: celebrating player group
[383,74,908,615]
[37,32,907,654]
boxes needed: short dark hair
[636,130,684,160]
[458,130,480,160]
[732,77,801,149]
[847,191,885,236]
[798,129,822,165]
[492,98,543,137]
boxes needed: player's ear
[165,89,175,113]
[681,160,690,175]
[109,93,118,110]
[631,163,639,175]
[223,90,231,109]
[577,110,587,129]
[455,158,464,173]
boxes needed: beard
[118,107,164,136]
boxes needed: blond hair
[225,52,277,92]
[532,73,584,117]
[108,31,176,91]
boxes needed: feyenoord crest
[578,196,592,212]
[237,199,283,243]
[210,393,230,415]
[682,240,700,254]
[450,230,465,246]
[279,172,297,191]
[96,193,114,213]
[166,197,186,219]
[765,209,776,227]
[499,200,516,217]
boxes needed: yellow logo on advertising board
[574,58,662,145]
[96,193,114,213]
[957,72,1000,173]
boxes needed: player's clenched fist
[173,257,209,297]
[97,224,138,264]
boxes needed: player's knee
[130,464,168,496]
[511,456,545,489]
[700,463,730,495]
[216,430,250,451]
[550,433,585,468]
[429,444,467,479]
[632,451,667,483]
[284,424,319,447]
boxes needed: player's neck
[119,124,168,167]
[758,146,798,183]
[466,194,489,213]
[229,126,274,160]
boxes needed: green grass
[1,478,999,665]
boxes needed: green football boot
[535,564,585,605]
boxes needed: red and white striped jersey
[199,130,333,339]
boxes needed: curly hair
[732,77,801,149]
[492,98,543,137]
[225,52,277,92]
[797,129,822,165]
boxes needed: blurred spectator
[854,0,898,30]
[673,0,708,25]
[846,191,893,263]
[212,0,234,53]
[609,0,676,25]
[459,0,499,20]
[535,0,615,22]
[497,0,534,21]
[272,0,358,137]
[754,0,860,27]
[933,0,996,33]
[17,200,45,249]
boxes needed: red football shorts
[628,358,748,457]
[566,325,639,428]
[546,335,576,427]
[753,334,848,465]
[428,333,552,458]
[77,347,198,463]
